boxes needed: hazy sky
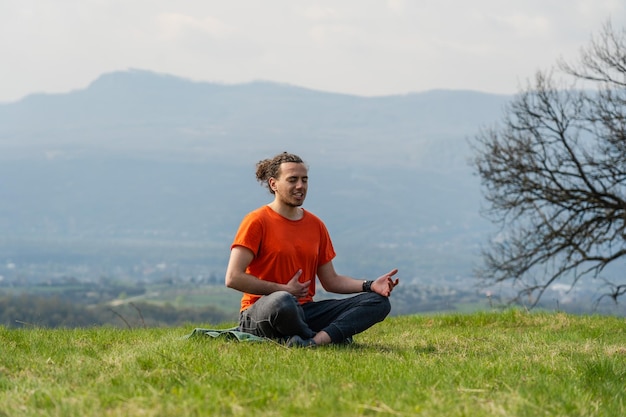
[1,0,624,102]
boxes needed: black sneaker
[286,335,317,348]
[341,336,354,345]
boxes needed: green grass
[1,310,624,416]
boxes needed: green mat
[184,327,267,342]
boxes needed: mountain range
[0,69,512,284]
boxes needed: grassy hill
[1,310,624,416]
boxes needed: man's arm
[317,261,399,296]
[225,246,310,297]
[316,261,362,293]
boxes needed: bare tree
[472,21,626,306]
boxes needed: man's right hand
[285,269,311,299]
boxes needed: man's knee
[363,292,391,319]
[263,291,299,312]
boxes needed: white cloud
[302,5,338,21]
[386,0,405,13]
[308,24,363,47]
[156,13,235,41]
[485,13,553,39]
[575,0,624,19]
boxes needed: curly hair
[255,152,305,194]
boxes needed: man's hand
[285,269,311,299]
[371,269,400,297]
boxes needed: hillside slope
[1,310,624,416]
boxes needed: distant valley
[0,70,512,286]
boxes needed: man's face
[272,162,308,207]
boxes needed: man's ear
[268,177,277,191]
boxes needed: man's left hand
[371,269,399,297]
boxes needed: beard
[284,196,304,207]
[277,189,306,207]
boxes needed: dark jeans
[238,291,391,343]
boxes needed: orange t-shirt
[231,205,336,311]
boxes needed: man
[225,152,399,347]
